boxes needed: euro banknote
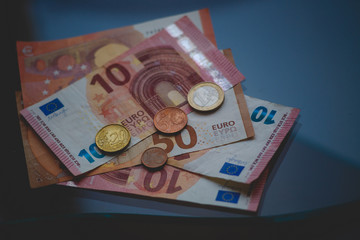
[16,9,215,187]
[167,95,300,184]
[20,17,245,176]
[60,164,269,212]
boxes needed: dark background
[3,0,360,238]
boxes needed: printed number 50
[152,125,197,153]
[251,106,277,125]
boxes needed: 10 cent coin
[95,124,131,153]
[187,82,225,111]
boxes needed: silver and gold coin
[187,82,225,111]
[95,124,131,153]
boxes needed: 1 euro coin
[187,82,225,111]
[95,124,131,153]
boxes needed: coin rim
[95,124,131,153]
[141,147,168,169]
[187,82,225,111]
[153,107,188,134]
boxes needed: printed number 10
[251,106,277,125]
[78,143,105,163]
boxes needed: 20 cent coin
[95,124,131,153]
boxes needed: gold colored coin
[95,124,131,153]
[187,82,225,111]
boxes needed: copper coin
[153,107,187,133]
[141,147,168,169]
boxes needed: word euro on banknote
[167,95,300,184]
[16,9,216,188]
[61,164,269,212]
[20,16,245,176]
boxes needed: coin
[141,147,168,169]
[187,82,225,111]
[154,107,188,134]
[95,124,131,153]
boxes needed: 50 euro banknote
[20,17,246,176]
[60,164,269,212]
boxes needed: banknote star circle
[221,192,235,202]
[226,165,239,175]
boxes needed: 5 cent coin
[95,124,131,153]
[153,107,187,134]
[141,147,168,169]
[187,82,224,111]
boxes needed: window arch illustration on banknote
[129,46,203,117]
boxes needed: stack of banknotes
[16,8,299,212]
